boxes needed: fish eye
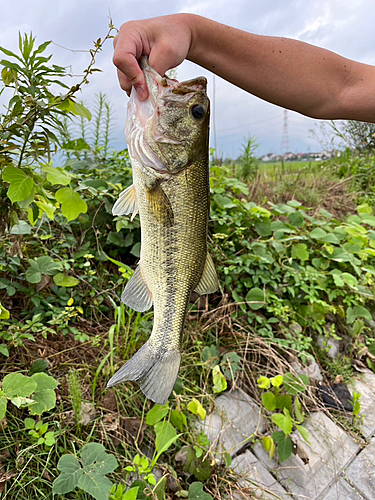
[191,105,205,119]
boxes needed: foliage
[331,121,375,152]
[0,371,58,419]
[257,373,310,462]
[236,136,259,182]
[210,166,375,362]
[52,443,119,500]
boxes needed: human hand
[113,14,193,99]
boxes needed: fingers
[113,25,149,100]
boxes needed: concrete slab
[321,477,366,500]
[350,370,375,438]
[346,438,375,500]
[252,412,360,499]
[231,449,292,499]
[199,389,266,458]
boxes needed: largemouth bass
[107,58,218,405]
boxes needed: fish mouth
[125,57,208,176]
[140,56,207,105]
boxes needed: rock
[321,478,366,500]
[317,336,341,359]
[231,449,292,499]
[345,437,375,499]
[252,412,360,499]
[198,389,265,459]
[79,402,95,425]
[290,356,323,381]
[350,369,375,438]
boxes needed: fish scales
[107,58,218,404]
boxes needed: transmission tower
[281,109,290,153]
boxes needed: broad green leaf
[53,456,83,495]
[153,476,167,500]
[10,221,32,235]
[245,287,265,310]
[188,482,213,500]
[187,399,206,420]
[44,431,55,446]
[288,211,304,227]
[347,306,372,324]
[341,272,358,287]
[42,164,71,186]
[154,421,179,456]
[262,436,276,459]
[275,395,293,415]
[29,373,58,415]
[294,397,305,423]
[330,270,344,287]
[357,203,372,216]
[146,403,169,426]
[170,410,187,432]
[270,375,283,388]
[0,396,7,421]
[310,227,327,239]
[257,376,270,389]
[24,418,35,429]
[78,472,113,500]
[35,200,56,220]
[296,424,310,444]
[0,302,10,320]
[0,345,9,357]
[282,373,309,395]
[80,443,118,474]
[271,412,292,435]
[201,345,219,362]
[53,273,80,287]
[11,396,35,408]
[2,373,37,398]
[291,243,309,262]
[1,66,17,85]
[272,431,293,462]
[262,392,276,411]
[212,365,227,393]
[2,166,34,203]
[55,188,87,221]
[123,487,139,500]
[72,101,92,121]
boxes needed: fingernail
[136,87,147,100]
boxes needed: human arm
[113,14,375,122]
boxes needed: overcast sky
[1,0,374,158]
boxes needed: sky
[1,0,374,158]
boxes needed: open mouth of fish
[125,57,207,176]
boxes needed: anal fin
[112,184,138,220]
[194,253,219,295]
[121,265,153,312]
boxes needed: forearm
[185,14,375,121]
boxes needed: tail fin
[107,341,181,405]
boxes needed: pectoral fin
[121,265,153,312]
[194,253,219,295]
[146,180,174,225]
[112,184,138,220]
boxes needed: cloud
[1,0,374,157]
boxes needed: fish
[107,57,218,405]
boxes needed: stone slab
[350,370,375,438]
[346,438,375,500]
[252,412,360,499]
[199,389,266,458]
[231,449,292,499]
[321,477,366,500]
